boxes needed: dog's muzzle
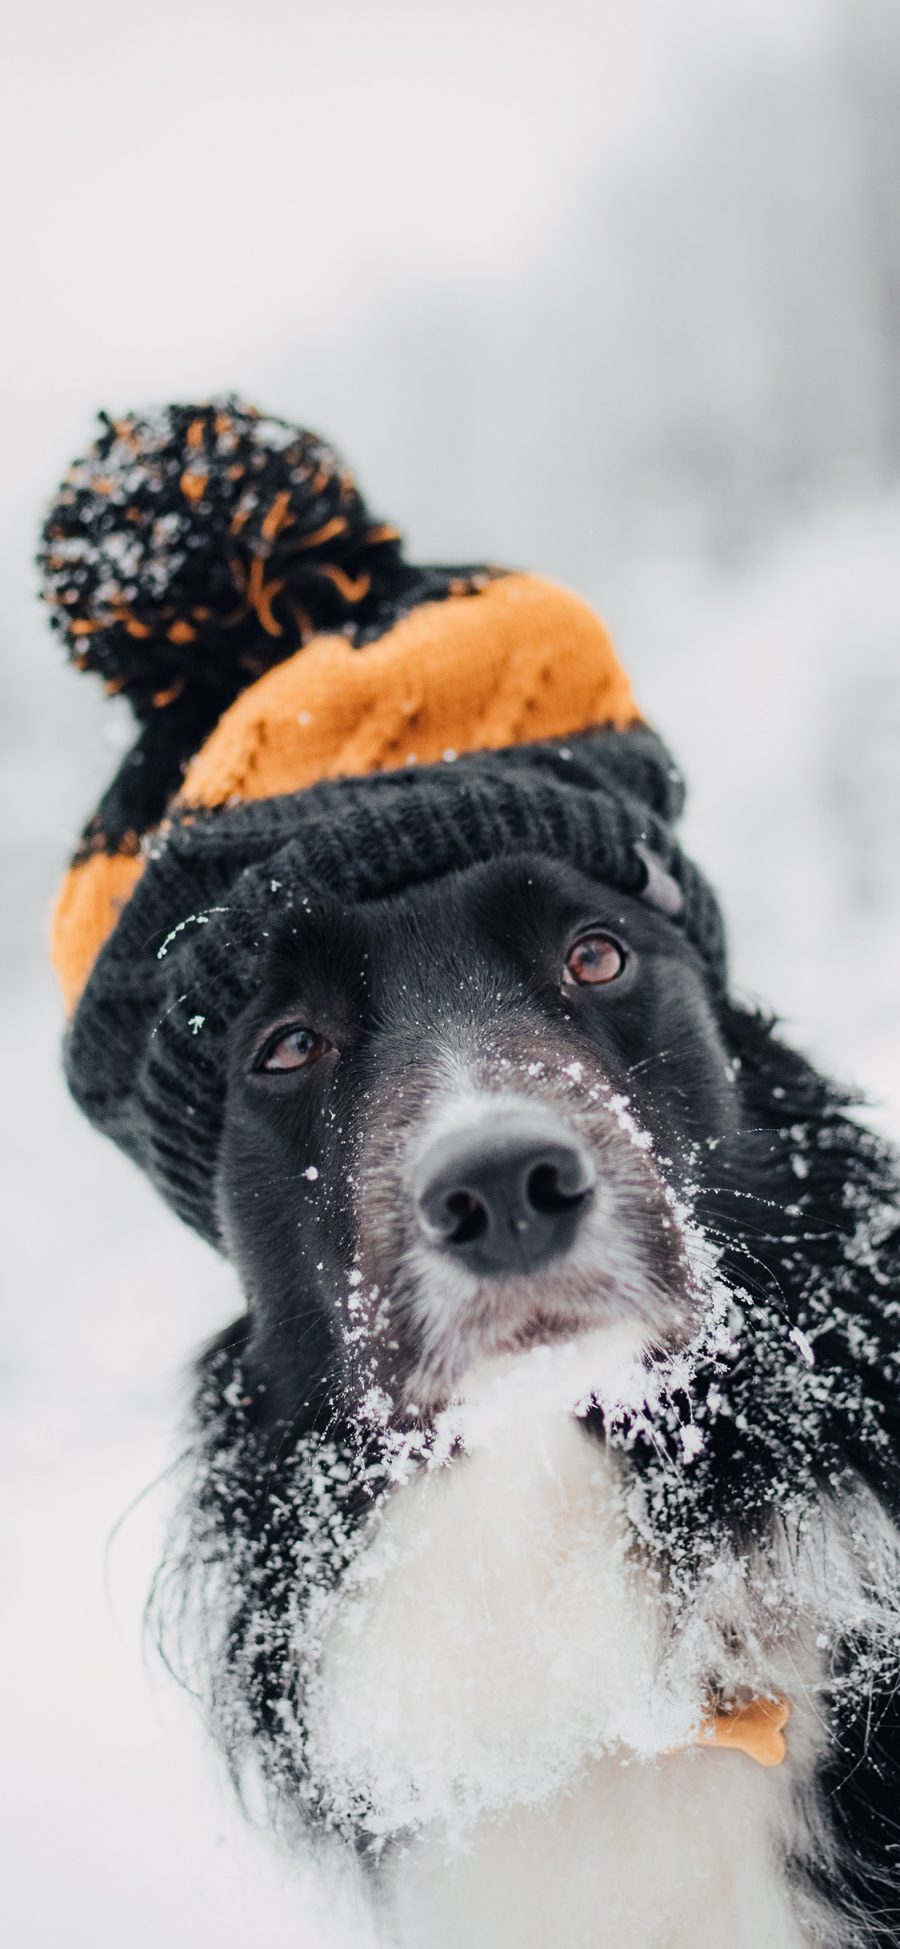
[414,1107,596,1276]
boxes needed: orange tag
[691,1694,790,1768]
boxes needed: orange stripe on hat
[51,574,639,1015]
[52,850,145,1016]
[177,573,638,811]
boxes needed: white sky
[4,0,831,500]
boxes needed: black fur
[156,854,900,1941]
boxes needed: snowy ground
[2,490,898,1946]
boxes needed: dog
[155,851,900,1949]
[41,399,900,1948]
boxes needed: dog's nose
[415,1109,596,1275]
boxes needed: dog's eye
[256,1026,330,1073]
[563,934,626,987]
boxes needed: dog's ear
[634,842,684,919]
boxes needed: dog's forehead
[374,855,628,932]
[365,855,684,965]
[260,854,679,1005]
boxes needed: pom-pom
[39,399,404,719]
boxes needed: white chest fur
[306,1375,824,1949]
[387,1749,810,1949]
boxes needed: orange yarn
[179,573,638,812]
[52,572,639,1014]
[52,851,144,1016]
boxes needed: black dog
[158,852,900,1949]
[41,400,900,1948]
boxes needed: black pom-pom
[39,399,405,719]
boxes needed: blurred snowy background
[2,0,899,1941]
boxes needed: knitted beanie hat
[42,398,725,1247]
